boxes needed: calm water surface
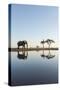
[9,50,58,86]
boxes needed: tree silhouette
[41,40,45,48]
[45,39,55,48]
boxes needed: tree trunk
[49,44,50,49]
[43,44,44,49]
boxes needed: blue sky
[10,4,58,48]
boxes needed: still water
[9,50,58,86]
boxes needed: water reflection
[17,50,55,60]
[17,51,28,60]
[9,50,58,86]
[41,50,55,59]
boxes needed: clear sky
[10,4,58,48]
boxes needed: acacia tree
[45,39,55,48]
[41,40,45,48]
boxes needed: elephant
[17,40,28,49]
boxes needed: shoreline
[8,48,59,52]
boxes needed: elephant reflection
[17,51,28,60]
[41,50,55,59]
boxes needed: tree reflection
[41,50,55,59]
[17,51,28,60]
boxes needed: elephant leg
[27,44,28,48]
[18,51,19,55]
[18,45,19,49]
[24,45,25,48]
